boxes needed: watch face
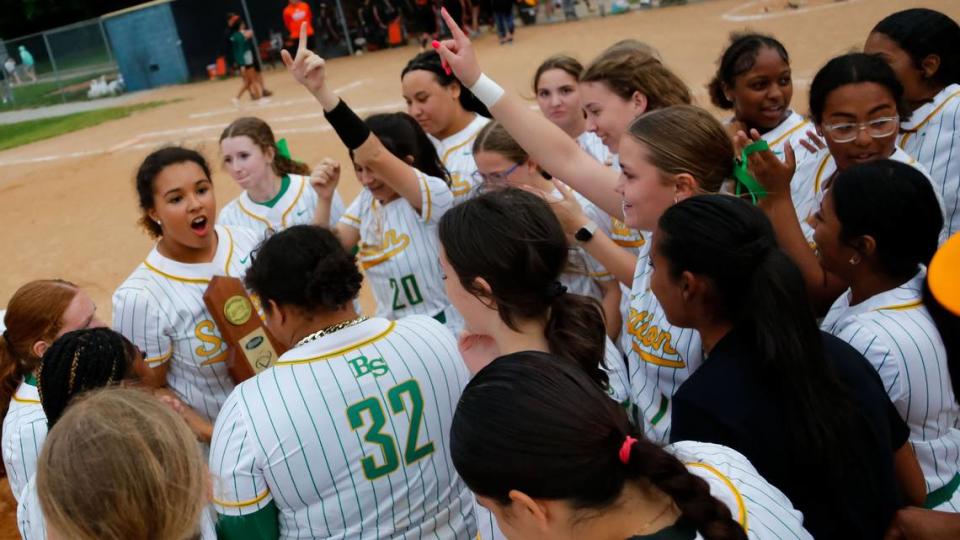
[575,227,592,242]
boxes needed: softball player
[2,373,44,502]
[709,33,812,165]
[866,8,960,238]
[0,280,104,503]
[113,147,260,423]
[451,352,810,540]
[218,116,346,235]
[787,53,936,244]
[823,273,960,511]
[401,50,491,202]
[209,224,476,539]
[285,30,463,333]
[791,145,931,243]
[816,160,960,511]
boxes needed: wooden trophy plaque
[203,276,286,384]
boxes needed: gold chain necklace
[294,316,369,349]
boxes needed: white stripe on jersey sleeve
[210,388,274,516]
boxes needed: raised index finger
[440,7,468,44]
[297,22,308,55]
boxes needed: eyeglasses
[471,162,523,185]
[821,116,899,143]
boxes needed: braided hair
[37,327,138,428]
[451,351,746,540]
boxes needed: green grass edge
[0,100,175,152]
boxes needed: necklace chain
[294,316,369,349]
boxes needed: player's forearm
[313,198,332,227]
[599,281,622,340]
[759,195,844,314]
[893,442,927,507]
[323,99,423,208]
[581,231,637,287]
[489,90,622,216]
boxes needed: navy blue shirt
[670,329,908,540]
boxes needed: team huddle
[2,5,960,540]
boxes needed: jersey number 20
[390,275,424,311]
[346,379,435,480]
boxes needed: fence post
[42,31,66,104]
[98,19,114,65]
[334,0,353,55]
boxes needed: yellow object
[929,232,960,316]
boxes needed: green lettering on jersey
[345,379,435,481]
[347,354,390,379]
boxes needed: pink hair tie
[619,435,638,464]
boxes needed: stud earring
[849,254,861,265]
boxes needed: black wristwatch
[574,221,598,244]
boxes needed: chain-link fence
[0,18,118,110]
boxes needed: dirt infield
[0,0,957,534]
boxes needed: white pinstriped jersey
[429,115,490,202]
[17,474,219,540]
[574,132,648,354]
[340,171,462,334]
[727,110,813,166]
[668,441,812,539]
[210,316,477,539]
[112,225,260,422]
[577,130,614,167]
[218,174,346,236]
[791,147,933,243]
[821,270,960,511]
[625,237,703,443]
[899,83,960,239]
[1,381,45,503]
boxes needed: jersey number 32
[347,379,435,480]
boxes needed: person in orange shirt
[283,0,315,50]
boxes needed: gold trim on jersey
[768,118,809,148]
[342,213,361,225]
[145,348,174,366]
[900,89,960,147]
[686,462,749,531]
[143,227,237,284]
[421,173,433,223]
[236,201,273,230]
[279,177,308,227]
[611,219,646,248]
[214,488,271,508]
[874,300,923,312]
[143,261,211,284]
[813,153,832,195]
[277,321,397,365]
[442,132,482,197]
[11,395,40,405]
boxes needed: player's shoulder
[393,314,455,338]
[113,261,156,298]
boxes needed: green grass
[0,69,118,112]
[0,101,170,152]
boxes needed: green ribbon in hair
[276,138,292,160]
[732,139,770,205]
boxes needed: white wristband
[469,73,505,108]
